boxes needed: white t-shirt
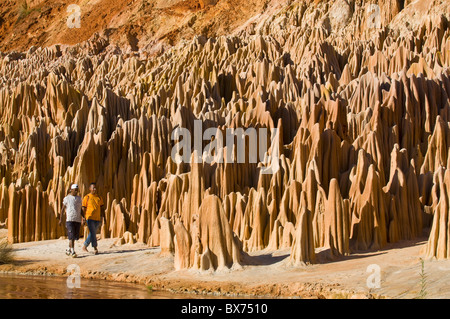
[63,195,82,223]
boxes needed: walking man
[59,183,84,258]
[82,182,106,255]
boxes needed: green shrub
[416,258,428,299]
[17,1,32,20]
[0,240,14,265]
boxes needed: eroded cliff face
[0,0,280,53]
[1,0,450,270]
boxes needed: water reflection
[0,274,197,299]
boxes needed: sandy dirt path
[1,229,449,299]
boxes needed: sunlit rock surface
[1,0,450,269]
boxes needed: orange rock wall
[1,0,450,268]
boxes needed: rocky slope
[0,0,279,53]
[1,0,450,271]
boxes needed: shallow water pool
[0,273,204,299]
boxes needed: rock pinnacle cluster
[1,0,450,270]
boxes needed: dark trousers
[84,219,101,248]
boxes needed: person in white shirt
[58,184,85,257]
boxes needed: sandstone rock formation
[1,0,450,272]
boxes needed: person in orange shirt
[81,182,106,255]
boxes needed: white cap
[71,184,79,190]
